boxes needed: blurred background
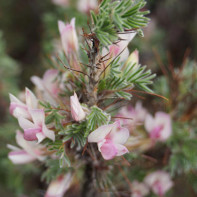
[0,0,196,196]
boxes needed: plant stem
[81,161,97,197]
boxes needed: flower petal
[144,171,173,196]
[7,144,21,151]
[114,144,129,156]
[25,87,38,109]
[43,69,59,95]
[9,93,25,106]
[24,128,41,141]
[30,76,44,90]
[15,130,45,161]
[99,140,118,160]
[29,109,45,126]
[70,92,86,121]
[58,20,66,34]
[36,132,46,143]
[8,150,36,164]
[144,114,154,133]
[45,173,73,197]
[108,122,129,144]
[18,117,36,130]
[10,103,30,119]
[88,123,115,143]
[42,124,55,141]
[9,93,30,119]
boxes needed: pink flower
[88,121,129,160]
[18,109,55,143]
[58,18,78,55]
[9,88,38,119]
[45,173,73,197]
[8,131,45,164]
[131,181,149,197]
[145,112,172,141]
[77,0,98,13]
[52,0,69,7]
[100,33,136,78]
[70,92,86,122]
[144,171,173,197]
[31,69,60,106]
[102,33,136,63]
[117,102,147,127]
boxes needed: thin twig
[98,46,127,80]
[57,56,91,78]
[112,116,133,120]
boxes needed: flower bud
[70,92,86,121]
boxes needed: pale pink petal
[7,144,21,151]
[52,0,69,7]
[30,76,44,90]
[9,93,30,118]
[36,132,46,143]
[135,101,147,123]
[24,128,41,141]
[58,20,66,34]
[45,173,72,197]
[18,117,36,130]
[70,92,86,121]
[77,0,98,13]
[114,144,129,156]
[144,171,173,196]
[144,114,154,133]
[29,109,45,127]
[15,131,45,161]
[108,122,129,144]
[8,150,36,164]
[146,112,172,141]
[100,140,118,160]
[25,88,38,109]
[88,124,115,143]
[42,124,55,141]
[131,181,149,197]
[43,69,59,96]
[70,18,75,29]
[10,103,30,119]
[9,93,25,106]
[16,131,30,149]
[58,18,78,55]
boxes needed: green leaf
[123,62,156,93]
[85,106,111,137]
[91,0,150,46]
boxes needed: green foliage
[91,0,150,46]
[59,122,87,149]
[179,60,197,97]
[40,102,66,130]
[41,159,70,184]
[153,76,170,98]
[98,61,156,100]
[59,106,110,147]
[167,122,197,176]
[123,62,156,92]
[85,106,111,137]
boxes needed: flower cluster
[116,102,172,144]
[6,1,173,196]
[52,0,98,14]
[131,171,173,197]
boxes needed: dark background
[0,0,196,196]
